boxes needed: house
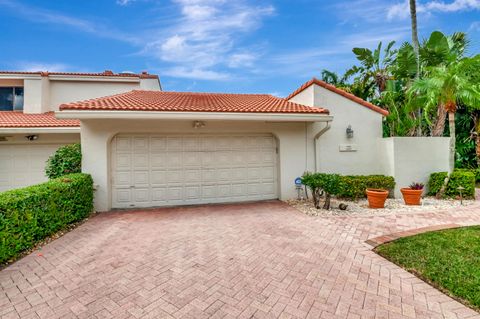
[55,76,403,212]
[0,71,161,192]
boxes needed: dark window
[0,87,24,111]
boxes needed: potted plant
[401,182,424,205]
[366,188,389,208]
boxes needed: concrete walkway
[1,200,480,318]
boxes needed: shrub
[427,172,448,196]
[0,173,93,264]
[301,172,342,209]
[445,170,475,199]
[302,173,395,207]
[427,171,475,199]
[338,175,395,200]
[455,168,480,183]
[45,143,82,179]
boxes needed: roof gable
[286,78,389,116]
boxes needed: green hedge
[427,172,448,196]
[0,173,93,264]
[455,168,480,183]
[338,175,396,200]
[302,173,395,201]
[446,171,476,199]
[427,171,475,199]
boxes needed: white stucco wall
[379,137,451,197]
[0,74,161,114]
[80,119,315,211]
[289,84,384,175]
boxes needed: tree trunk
[323,193,331,210]
[476,134,480,167]
[409,0,422,136]
[448,111,456,171]
[432,104,447,136]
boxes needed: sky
[0,0,479,97]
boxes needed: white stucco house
[0,70,161,192]
[1,71,450,211]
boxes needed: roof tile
[286,78,389,116]
[59,90,329,114]
[0,112,80,128]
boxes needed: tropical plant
[45,143,82,179]
[409,55,480,169]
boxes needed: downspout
[314,121,331,172]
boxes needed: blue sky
[0,0,479,97]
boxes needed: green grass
[375,226,480,310]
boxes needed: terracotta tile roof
[0,112,80,128]
[59,90,330,114]
[0,70,158,79]
[286,77,389,116]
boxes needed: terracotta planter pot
[401,188,423,205]
[366,188,389,209]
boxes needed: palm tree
[409,56,480,169]
[409,0,422,136]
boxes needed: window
[0,87,24,111]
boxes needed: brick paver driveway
[1,201,480,319]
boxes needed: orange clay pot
[366,188,389,209]
[401,188,423,205]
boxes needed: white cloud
[140,0,274,80]
[388,0,480,20]
[116,0,135,5]
[163,67,230,80]
[0,0,138,44]
[14,62,72,72]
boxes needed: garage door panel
[0,144,67,192]
[150,171,167,185]
[112,134,277,208]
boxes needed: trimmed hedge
[45,143,82,179]
[455,168,480,183]
[0,173,93,264]
[446,171,475,199]
[427,171,475,199]
[338,175,396,200]
[427,172,448,196]
[302,173,396,202]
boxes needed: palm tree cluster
[321,31,480,168]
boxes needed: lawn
[375,226,480,310]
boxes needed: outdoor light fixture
[193,121,206,129]
[346,125,354,138]
[25,135,39,141]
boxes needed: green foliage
[427,170,476,198]
[0,173,93,264]
[301,172,342,209]
[302,173,396,206]
[454,111,476,168]
[45,144,82,179]
[376,226,480,310]
[446,170,475,199]
[338,175,395,200]
[427,172,448,196]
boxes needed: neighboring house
[56,77,395,211]
[0,71,161,192]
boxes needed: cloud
[140,0,274,80]
[116,0,135,5]
[162,67,230,80]
[387,0,480,20]
[0,0,138,44]
[13,62,72,72]
[470,21,480,31]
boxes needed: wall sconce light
[193,121,206,129]
[346,125,354,139]
[25,135,39,141]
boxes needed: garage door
[111,134,278,208]
[0,144,62,192]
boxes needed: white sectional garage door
[111,134,278,208]
[0,144,61,192]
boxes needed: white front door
[0,144,62,192]
[111,134,278,208]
